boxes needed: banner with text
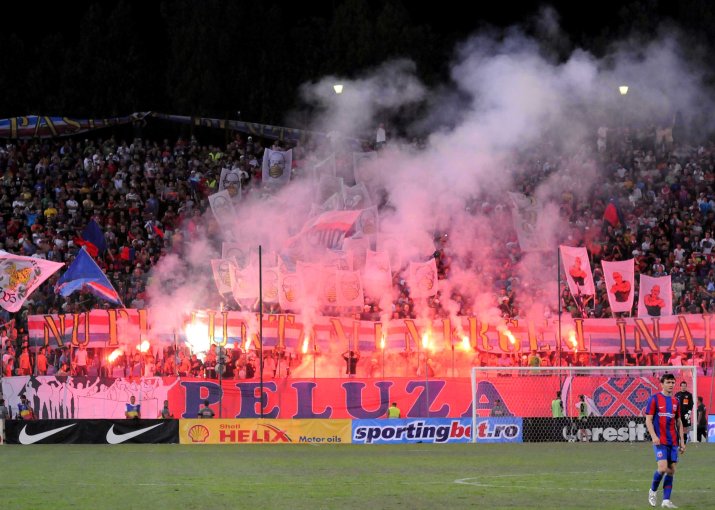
[352,417,522,444]
[4,375,708,421]
[27,309,715,354]
[179,418,351,444]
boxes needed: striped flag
[55,247,122,305]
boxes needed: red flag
[603,202,619,227]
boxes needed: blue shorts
[653,445,679,464]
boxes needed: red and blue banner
[27,309,715,354]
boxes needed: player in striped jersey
[645,373,685,508]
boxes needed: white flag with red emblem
[638,274,673,318]
[602,259,635,314]
[560,245,595,297]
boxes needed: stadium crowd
[1,121,714,378]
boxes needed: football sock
[651,471,664,491]
[663,474,674,500]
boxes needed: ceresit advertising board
[352,417,523,444]
[180,419,352,445]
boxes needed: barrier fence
[3,416,713,444]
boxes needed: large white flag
[0,252,64,312]
[316,175,344,205]
[378,234,403,273]
[602,259,635,314]
[342,237,369,271]
[638,275,673,318]
[230,265,258,300]
[219,165,245,198]
[210,259,235,296]
[407,259,438,298]
[288,209,363,250]
[335,270,364,308]
[277,268,303,312]
[221,243,250,269]
[560,245,595,297]
[208,190,236,226]
[341,182,372,210]
[262,148,292,187]
[363,250,392,297]
[509,192,546,252]
[309,154,336,181]
[322,249,353,271]
[319,268,338,307]
[297,261,323,304]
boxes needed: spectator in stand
[74,344,88,376]
[197,399,215,418]
[121,393,141,420]
[342,350,360,376]
[36,346,48,375]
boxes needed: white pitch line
[454,478,713,493]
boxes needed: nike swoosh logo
[19,424,77,444]
[106,424,163,444]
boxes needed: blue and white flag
[55,248,122,305]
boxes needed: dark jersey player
[645,373,685,509]
[674,381,694,444]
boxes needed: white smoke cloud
[145,12,709,359]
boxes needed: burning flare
[185,321,210,355]
[107,348,123,363]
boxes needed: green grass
[0,443,711,509]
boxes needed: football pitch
[0,443,711,509]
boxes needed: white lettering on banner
[476,422,520,440]
[27,309,715,354]
[562,421,647,442]
[353,420,476,443]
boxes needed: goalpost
[470,366,698,443]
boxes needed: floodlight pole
[557,247,562,369]
[259,245,264,419]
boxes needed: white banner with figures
[638,274,673,318]
[560,245,595,297]
[262,148,292,187]
[602,259,635,314]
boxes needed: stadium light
[333,84,344,94]
[618,85,629,96]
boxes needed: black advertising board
[4,419,179,445]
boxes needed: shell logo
[187,425,210,443]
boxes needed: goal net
[470,366,698,443]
